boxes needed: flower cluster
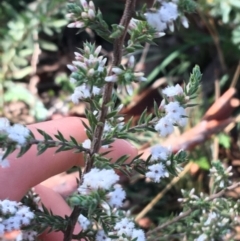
[0,200,35,236]
[155,84,188,137]
[146,145,172,182]
[0,118,30,146]
[0,149,10,168]
[145,0,189,34]
[16,230,38,241]
[67,0,96,28]
[105,56,147,83]
[78,214,91,231]
[67,44,106,104]
[96,217,145,241]
[209,161,233,189]
[78,168,126,208]
[178,188,240,240]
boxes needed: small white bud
[80,0,88,9]
[112,67,123,75]
[166,160,171,166]
[81,12,88,19]
[67,64,77,72]
[84,46,90,54]
[66,13,74,19]
[70,78,77,84]
[168,21,175,32]
[128,56,135,68]
[82,139,91,149]
[67,22,76,28]
[94,46,102,56]
[133,72,144,77]
[181,16,189,28]
[89,1,95,11]
[88,9,95,20]
[87,68,95,77]
[75,21,85,28]
[105,75,118,82]
[154,32,166,38]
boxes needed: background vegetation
[0,0,240,239]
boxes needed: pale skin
[0,117,137,240]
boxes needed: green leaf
[12,66,32,79]
[40,40,58,51]
[37,144,48,155]
[217,133,231,149]
[2,145,16,159]
[194,157,210,170]
[37,129,53,141]
[17,144,32,158]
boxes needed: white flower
[164,101,187,127]
[204,212,217,226]
[82,139,91,149]
[195,233,207,241]
[0,224,4,235]
[0,150,10,168]
[145,12,167,32]
[146,163,169,182]
[71,84,101,103]
[114,218,135,237]
[0,118,10,132]
[131,229,146,241]
[78,168,119,193]
[155,117,174,137]
[150,145,171,161]
[158,2,179,22]
[107,184,126,208]
[78,214,91,230]
[92,86,101,95]
[96,230,111,241]
[7,124,30,145]
[162,84,183,97]
[21,231,38,241]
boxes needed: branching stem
[63,0,136,240]
[147,181,240,238]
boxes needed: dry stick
[198,11,227,72]
[63,1,136,240]
[146,181,240,237]
[230,61,240,88]
[135,162,193,222]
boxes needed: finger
[0,117,137,200]
[34,184,82,241]
[0,117,85,200]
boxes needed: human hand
[0,117,137,240]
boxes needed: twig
[230,61,240,88]
[63,1,136,240]
[84,0,136,173]
[135,162,192,222]
[63,206,82,241]
[198,11,227,72]
[146,181,240,237]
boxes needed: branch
[146,182,240,237]
[63,1,136,240]
[84,0,136,173]
[63,206,82,241]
